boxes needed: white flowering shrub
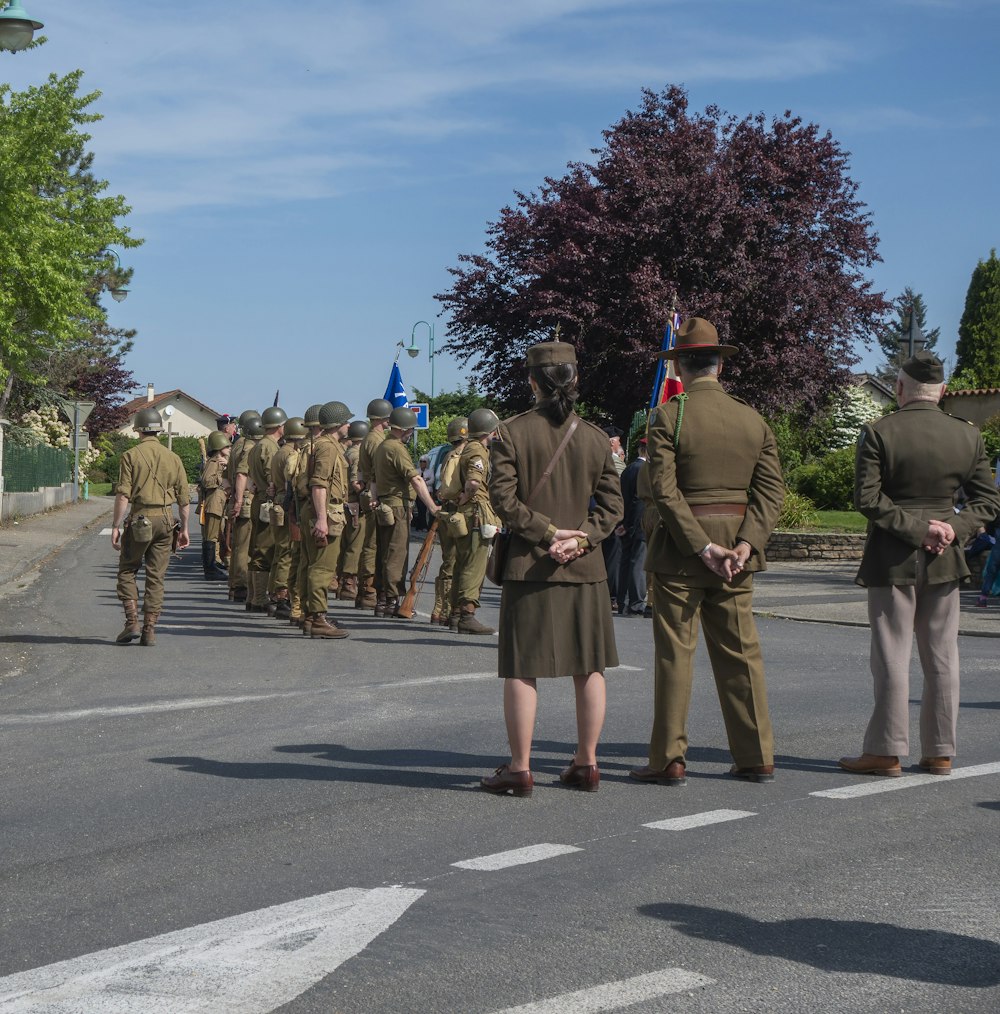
[17,406,99,479]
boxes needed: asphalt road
[1,528,998,1013]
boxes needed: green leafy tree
[954,249,1000,388]
[0,70,138,415]
[876,288,940,382]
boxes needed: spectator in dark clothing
[617,437,649,615]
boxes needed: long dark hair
[530,363,579,425]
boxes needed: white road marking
[491,968,715,1013]
[0,886,423,1013]
[608,664,643,672]
[99,527,113,535]
[811,760,1000,799]
[386,671,496,687]
[643,809,756,831]
[0,688,341,726]
[453,843,582,872]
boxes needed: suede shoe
[918,756,952,776]
[838,753,902,777]
[559,760,600,792]
[730,764,775,783]
[480,764,533,797]
[629,761,686,786]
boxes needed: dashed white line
[643,809,756,831]
[491,968,715,1013]
[99,527,113,535]
[452,843,582,872]
[811,760,1000,798]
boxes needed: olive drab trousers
[301,500,344,615]
[117,511,175,614]
[433,510,459,617]
[451,527,490,609]
[269,515,292,595]
[648,572,774,770]
[338,506,365,577]
[358,504,379,590]
[376,505,411,601]
[228,516,252,593]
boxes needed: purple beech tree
[438,86,889,420]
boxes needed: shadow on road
[639,902,1000,986]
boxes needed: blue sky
[6,0,999,418]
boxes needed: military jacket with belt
[199,455,228,517]
[457,438,492,517]
[643,377,784,580]
[308,433,349,507]
[345,444,362,504]
[359,428,386,487]
[854,401,1000,587]
[117,436,188,510]
[373,435,416,507]
[248,434,280,498]
[490,409,622,583]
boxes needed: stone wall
[1,482,76,524]
[765,531,865,561]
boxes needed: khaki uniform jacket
[644,377,784,581]
[854,401,1000,587]
[359,429,386,486]
[490,409,623,583]
[199,455,228,517]
[248,435,280,496]
[345,444,362,503]
[308,434,349,505]
[117,436,188,508]
[458,438,492,516]
[373,435,416,507]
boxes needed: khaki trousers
[376,505,410,600]
[269,521,292,594]
[117,511,174,614]
[864,563,960,758]
[433,515,459,617]
[301,501,344,615]
[358,507,379,588]
[648,572,774,769]
[228,516,251,592]
[452,527,490,608]
[338,507,365,577]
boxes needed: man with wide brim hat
[658,317,738,360]
[630,315,784,788]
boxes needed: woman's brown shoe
[480,764,533,797]
[559,761,600,792]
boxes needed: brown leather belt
[690,503,746,518]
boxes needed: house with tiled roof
[117,384,222,438]
[940,387,1000,426]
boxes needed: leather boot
[301,613,313,636]
[457,603,495,635]
[116,600,141,644]
[327,574,339,594]
[448,609,462,631]
[310,613,349,639]
[140,612,159,647]
[385,597,399,618]
[274,595,291,620]
[356,576,377,609]
[374,593,387,618]
[203,542,226,580]
[337,575,357,601]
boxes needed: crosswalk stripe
[643,809,756,831]
[490,967,715,1013]
[811,760,1000,799]
[0,886,423,1013]
[453,843,582,871]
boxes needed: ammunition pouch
[375,502,396,527]
[327,502,347,537]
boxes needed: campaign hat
[659,317,737,360]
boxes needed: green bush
[776,489,820,529]
[979,413,1000,462]
[92,432,138,486]
[787,446,856,510]
[163,436,204,482]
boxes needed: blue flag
[384,362,410,409]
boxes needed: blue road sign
[411,402,429,430]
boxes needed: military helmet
[468,408,500,437]
[446,417,469,443]
[303,403,323,426]
[319,400,353,429]
[243,417,265,438]
[207,431,230,452]
[366,398,393,420]
[133,406,163,433]
[261,406,287,428]
[348,419,370,440]
[389,406,417,430]
[238,409,260,429]
[283,417,308,440]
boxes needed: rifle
[396,518,438,619]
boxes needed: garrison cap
[901,350,945,384]
[526,340,577,368]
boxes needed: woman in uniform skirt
[480,339,623,796]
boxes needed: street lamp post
[0,1,43,52]
[410,321,436,398]
[105,249,129,303]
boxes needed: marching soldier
[300,400,353,639]
[227,409,261,602]
[430,417,468,625]
[111,407,191,646]
[371,406,439,617]
[246,406,287,612]
[356,398,393,609]
[449,409,501,634]
[290,404,323,628]
[198,431,231,581]
[268,416,307,619]
[337,419,370,602]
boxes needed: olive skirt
[498,580,619,679]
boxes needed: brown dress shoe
[629,761,687,786]
[918,756,952,775]
[838,753,902,777]
[559,761,600,792]
[480,764,533,797]
[730,764,775,783]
